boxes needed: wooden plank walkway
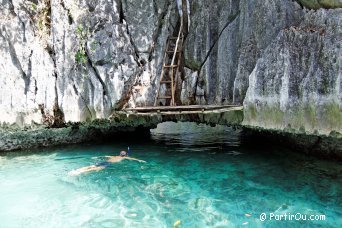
[117,105,244,126]
[124,105,243,113]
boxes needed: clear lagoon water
[0,122,341,227]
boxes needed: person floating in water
[69,149,146,176]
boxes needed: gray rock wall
[243,9,342,136]
[0,0,56,126]
[182,0,341,136]
[0,0,341,138]
[183,0,303,105]
[0,0,178,125]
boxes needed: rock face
[0,0,178,125]
[0,116,159,151]
[243,10,342,136]
[0,108,243,151]
[183,0,303,105]
[0,0,341,142]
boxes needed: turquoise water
[0,122,341,227]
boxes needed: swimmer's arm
[125,157,146,163]
[68,165,105,176]
[92,156,112,159]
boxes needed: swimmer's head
[120,151,127,157]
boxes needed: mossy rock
[297,0,342,9]
[319,0,342,8]
[185,58,201,71]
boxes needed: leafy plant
[31,2,37,11]
[75,49,87,64]
[75,25,90,65]
[28,0,51,48]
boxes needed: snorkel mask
[120,151,127,157]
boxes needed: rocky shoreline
[0,114,158,152]
[241,126,342,160]
[1,115,341,160]
[0,108,244,152]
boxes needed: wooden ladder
[154,24,184,106]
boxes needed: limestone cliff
[244,10,342,136]
[0,0,341,140]
[0,0,178,125]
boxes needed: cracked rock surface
[243,9,342,136]
[0,0,341,140]
[0,0,177,125]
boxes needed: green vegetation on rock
[243,101,342,136]
[297,0,342,9]
[75,25,89,65]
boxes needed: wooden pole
[170,16,183,106]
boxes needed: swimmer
[69,150,146,176]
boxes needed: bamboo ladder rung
[155,17,184,106]
[158,96,172,99]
